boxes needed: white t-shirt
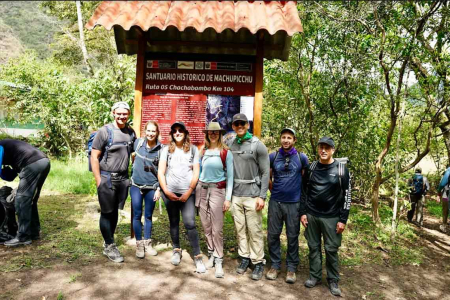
[160,145,199,194]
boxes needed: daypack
[86,124,135,171]
[0,186,18,242]
[133,138,161,181]
[411,174,425,195]
[201,147,228,172]
[308,157,349,193]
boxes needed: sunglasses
[284,157,290,170]
[171,128,185,134]
[208,130,220,135]
[233,121,247,127]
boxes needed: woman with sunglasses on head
[158,121,205,273]
[196,122,234,278]
[130,121,162,259]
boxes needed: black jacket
[299,160,352,224]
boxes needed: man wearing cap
[300,136,351,296]
[0,140,50,246]
[91,101,135,263]
[266,128,309,283]
[229,113,270,280]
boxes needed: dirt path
[2,210,450,300]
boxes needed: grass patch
[426,200,443,218]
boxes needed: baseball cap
[281,128,296,137]
[232,113,248,124]
[111,101,130,112]
[171,121,188,133]
[318,136,335,148]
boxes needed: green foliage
[44,158,95,194]
[426,200,443,218]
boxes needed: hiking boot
[305,276,322,288]
[194,254,206,273]
[236,257,250,274]
[215,257,224,278]
[285,271,296,284]
[103,243,124,263]
[171,248,182,266]
[328,280,342,297]
[4,236,32,247]
[205,251,215,269]
[144,239,158,256]
[439,224,447,233]
[251,263,264,281]
[136,240,145,259]
[265,268,280,280]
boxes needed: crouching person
[300,137,351,296]
[91,101,135,263]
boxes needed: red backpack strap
[220,148,228,171]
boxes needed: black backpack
[0,186,18,242]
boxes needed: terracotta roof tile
[86,1,302,35]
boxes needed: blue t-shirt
[269,150,309,203]
[131,139,162,186]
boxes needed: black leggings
[163,193,200,256]
[100,210,118,245]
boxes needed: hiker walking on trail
[90,101,135,263]
[157,121,206,273]
[196,122,234,278]
[437,165,450,233]
[407,168,429,227]
[130,121,162,259]
[228,113,270,281]
[266,128,309,284]
[0,140,50,246]
[300,136,351,297]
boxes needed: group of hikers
[86,101,351,296]
[4,100,450,296]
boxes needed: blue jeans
[130,186,156,240]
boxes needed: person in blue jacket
[438,165,450,233]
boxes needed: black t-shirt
[0,139,46,171]
[92,123,135,173]
[300,160,352,224]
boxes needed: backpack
[201,147,228,172]
[134,138,161,179]
[86,124,135,171]
[308,158,348,193]
[230,136,259,165]
[0,186,18,242]
[411,174,424,195]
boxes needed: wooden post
[253,32,264,137]
[130,32,146,239]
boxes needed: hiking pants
[267,200,300,272]
[231,196,264,264]
[162,192,201,256]
[16,158,51,240]
[196,182,226,258]
[304,213,342,282]
[416,195,424,226]
[408,194,422,223]
[130,186,156,240]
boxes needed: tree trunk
[76,1,93,75]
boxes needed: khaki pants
[196,182,226,258]
[231,196,264,264]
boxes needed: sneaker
[329,280,342,297]
[205,251,215,269]
[171,248,182,266]
[144,239,158,256]
[103,243,124,263]
[440,224,447,233]
[4,237,32,247]
[305,276,322,288]
[136,240,145,259]
[236,257,250,274]
[285,271,296,284]
[194,254,206,273]
[265,268,280,280]
[251,263,264,280]
[214,257,224,278]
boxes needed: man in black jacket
[300,137,351,297]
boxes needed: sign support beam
[253,32,264,137]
